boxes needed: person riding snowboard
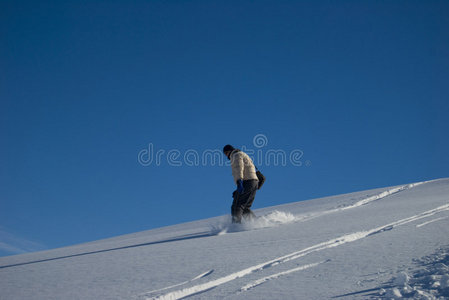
[223,144,259,223]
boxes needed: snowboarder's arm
[231,152,244,183]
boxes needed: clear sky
[1,0,448,256]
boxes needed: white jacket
[230,150,259,183]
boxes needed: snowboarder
[223,144,259,223]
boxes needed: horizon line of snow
[148,203,449,300]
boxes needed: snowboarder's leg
[241,180,258,221]
[231,203,243,223]
[231,190,243,223]
[232,208,243,223]
[242,208,256,221]
[232,180,258,223]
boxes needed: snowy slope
[1,178,449,299]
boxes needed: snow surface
[1,178,449,299]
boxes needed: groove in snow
[148,203,449,300]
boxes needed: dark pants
[231,180,258,223]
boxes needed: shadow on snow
[0,231,213,270]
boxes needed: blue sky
[1,0,448,256]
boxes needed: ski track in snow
[146,201,449,300]
[136,270,214,298]
[416,216,448,228]
[240,260,328,292]
[294,181,428,223]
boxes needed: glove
[237,179,244,194]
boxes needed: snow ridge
[147,203,449,300]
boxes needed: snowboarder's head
[223,144,235,160]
